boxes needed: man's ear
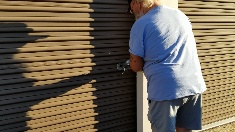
[136,1,143,12]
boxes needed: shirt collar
[146,5,163,15]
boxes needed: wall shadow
[0,1,136,131]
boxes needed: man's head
[128,0,162,20]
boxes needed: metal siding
[0,0,136,131]
[179,0,235,125]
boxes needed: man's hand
[130,53,144,72]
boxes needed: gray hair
[136,0,155,8]
[135,0,159,8]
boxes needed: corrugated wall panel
[179,0,235,125]
[0,0,136,131]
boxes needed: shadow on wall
[0,1,136,131]
[0,22,108,131]
[0,23,96,131]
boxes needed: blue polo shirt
[129,5,206,101]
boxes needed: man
[128,0,207,132]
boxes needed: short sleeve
[129,33,144,58]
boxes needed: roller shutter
[179,0,235,126]
[0,0,136,131]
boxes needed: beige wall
[163,0,178,8]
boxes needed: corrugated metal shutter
[179,0,235,126]
[0,0,136,131]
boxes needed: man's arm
[130,53,144,72]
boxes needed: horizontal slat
[0,35,130,43]
[203,83,235,93]
[0,39,129,50]
[181,8,235,14]
[193,23,235,26]
[202,65,235,75]
[205,77,235,87]
[181,0,235,4]
[202,112,235,125]
[193,25,235,29]
[28,108,134,129]
[1,108,98,127]
[70,125,96,132]
[0,64,128,85]
[0,94,134,131]
[179,1,235,9]
[1,48,128,58]
[92,119,135,132]
[1,101,135,128]
[0,48,129,64]
[201,60,235,69]
[198,48,235,56]
[194,29,235,36]
[202,0,235,3]
[203,94,235,106]
[0,80,135,106]
[0,56,129,75]
[0,12,132,18]
[190,18,235,23]
[92,123,135,132]
[0,116,97,132]
[197,42,235,49]
[198,54,235,62]
[0,92,135,116]
[180,11,235,16]
[0,0,128,4]
[34,101,134,122]
[0,31,130,38]
[0,17,133,22]
[0,80,133,104]
[203,88,235,100]
[0,90,93,106]
[0,42,128,53]
[202,99,235,113]
[0,5,128,13]
[29,100,97,118]
[0,1,127,9]
[0,70,134,95]
[33,115,134,132]
[195,35,235,43]
[0,27,131,32]
[0,22,133,27]
[203,106,235,119]
[203,71,235,81]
